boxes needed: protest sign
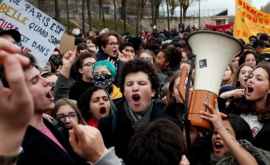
[0,0,65,67]
[60,32,75,54]
[234,0,270,43]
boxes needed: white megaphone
[187,31,242,128]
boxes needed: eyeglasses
[83,62,95,67]
[56,112,77,121]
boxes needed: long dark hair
[78,86,111,120]
[255,61,270,111]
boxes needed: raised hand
[62,50,77,67]
[0,38,29,65]
[69,123,108,162]
[60,49,77,78]
[200,103,227,131]
[200,103,258,165]
[0,38,33,155]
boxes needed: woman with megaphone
[199,103,266,165]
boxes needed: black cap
[0,29,21,43]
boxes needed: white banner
[0,0,65,67]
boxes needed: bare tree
[121,0,127,32]
[136,0,141,34]
[136,0,146,34]
[166,0,170,30]
[82,0,86,34]
[170,0,177,16]
[87,0,92,31]
[179,0,183,24]
[151,0,162,27]
[98,0,105,26]
[37,0,49,12]
[54,0,60,21]
[65,0,70,32]
[113,0,117,31]
[179,0,193,23]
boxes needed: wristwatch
[0,147,23,165]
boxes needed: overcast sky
[185,0,269,16]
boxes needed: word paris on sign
[0,0,65,67]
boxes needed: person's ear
[151,90,156,97]
[79,68,83,74]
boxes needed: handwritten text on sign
[0,0,65,67]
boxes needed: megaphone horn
[187,31,243,128]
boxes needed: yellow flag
[234,0,270,43]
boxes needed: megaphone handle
[178,64,189,103]
[183,56,196,152]
[184,56,195,117]
[204,94,209,112]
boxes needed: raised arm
[69,123,123,165]
[201,104,258,165]
[0,38,33,164]
[54,50,76,100]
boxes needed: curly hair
[126,119,186,165]
[119,59,159,94]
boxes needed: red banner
[205,23,234,32]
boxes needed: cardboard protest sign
[0,0,65,67]
[234,0,270,43]
[60,33,75,54]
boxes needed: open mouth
[214,142,224,150]
[46,91,54,101]
[112,48,117,54]
[132,94,141,102]
[247,87,254,93]
[99,107,107,115]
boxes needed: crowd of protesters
[0,23,270,165]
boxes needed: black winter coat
[18,119,87,165]
[98,99,167,161]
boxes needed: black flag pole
[182,54,196,152]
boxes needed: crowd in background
[0,24,270,165]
